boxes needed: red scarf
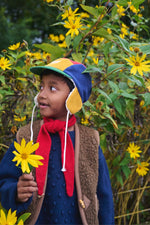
[36,115,76,197]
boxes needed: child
[0,58,114,225]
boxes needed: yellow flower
[136,162,149,176]
[130,5,139,14]
[0,209,17,225]
[61,7,79,20]
[14,115,26,122]
[64,17,82,38]
[121,27,128,36]
[8,42,20,50]
[107,28,112,34]
[59,34,65,41]
[145,79,150,92]
[130,31,138,40]
[17,220,24,225]
[124,54,150,76]
[119,33,125,39]
[0,57,11,70]
[80,12,89,18]
[46,0,53,2]
[93,57,99,65]
[58,40,67,48]
[126,142,141,159]
[117,4,125,16]
[12,138,43,173]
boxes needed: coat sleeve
[97,146,115,225]
[0,141,32,213]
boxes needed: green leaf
[100,133,107,151]
[16,51,26,59]
[120,157,130,166]
[73,34,82,50]
[117,35,130,53]
[140,93,150,106]
[83,65,103,73]
[132,0,145,8]
[0,76,5,84]
[107,64,124,75]
[33,43,65,60]
[108,80,119,92]
[97,89,112,103]
[117,0,128,6]
[112,155,121,166]
[116,172,123,186]
[65,35,72,48]
[139,44,150,54]
[128,75,144,87]
[121,166,131,179]
[121,91,137,99]
[93,28,115,41]
[103,113,118,129]
[17,213,31,223]
[80,4,105,17]
[72,53,82,63]
[114,97,126,118]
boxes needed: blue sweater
[0,131,114,225]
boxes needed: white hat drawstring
[30,94,39,142]
[61,110,70,172]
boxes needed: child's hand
[17,173,38,203]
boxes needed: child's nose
[39,88,48,98]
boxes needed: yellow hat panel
[47,58,73,71]
[66,87,82,114]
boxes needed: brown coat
[17,120,100,225]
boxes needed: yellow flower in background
[119,33,125,39]
[64,17,82,37]
[124,54,150,76]
[61,7,79,20]
[58,40,67,48]
[93,57,99,65]
[46,0,54,2]
[42,52,51,60]
[145,79,150,92]
[126,142,141,159]
[130,31,139,40]
[0,209,17,225]
[107,28,112,34]
[80,12,89,18]
[136,162,149,176]
[0,57,11,70]
[32,52,42,60]
[117,4,125,16]
[14,115,26,122]
[8,42,20,50]
[59,34,65,41]
[130,5,139,14]
[12,138,43,173]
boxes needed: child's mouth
[39,103,49,108]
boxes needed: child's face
[37,73,70,121]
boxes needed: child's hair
[41,69,74,92]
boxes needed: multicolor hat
[30,58,92,114]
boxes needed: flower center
[135,61,140,66]
[21,153,28,159]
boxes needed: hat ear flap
[66,87,82,114]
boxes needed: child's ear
[34,93,39,107]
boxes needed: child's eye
[50,86,57,91]
[39,85,43,90]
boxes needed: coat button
[79,199,85,209]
